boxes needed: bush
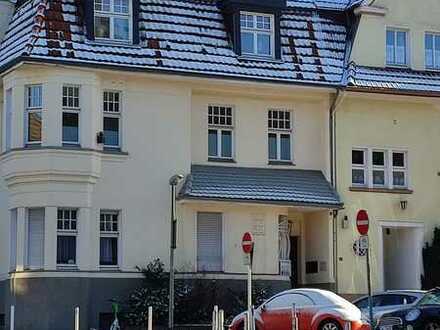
[125,259,272,326]
[422,227,440,289]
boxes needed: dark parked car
[376,288,440,330]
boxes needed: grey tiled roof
[288,0,363,10]
[180,165,343,208]
[0,0,350,86]
[345,63,440,94]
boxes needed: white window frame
[372,149,387,188]
[99,210,120,268]
[240,11,275,58]
[268,109,293,163]
[386,28,409,67]
[62,85,81,146]
[351,147,409,189]
[207,104,234,160]
[425,32,440,70]
[25,84,43,145]
[94,0,133,43]
[103,90,122,150]
[56,208,78,267]
[351,148,368,187]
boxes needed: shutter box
[27,208,45,269]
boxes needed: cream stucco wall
[0,64,335,282]
[335,92,440,294]
[351,0,440,70]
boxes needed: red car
[229,289,370,330]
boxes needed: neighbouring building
[0,0,439,329]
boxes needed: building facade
[0,0,439,329]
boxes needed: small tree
[422,227,440,289]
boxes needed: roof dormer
[220,0,286,60]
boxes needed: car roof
[274,288,352,306]
[353,290,426,303]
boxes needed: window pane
[396,31,407,65]
[352,150,364,165]
[114,18,129,40]
[257,34,271,56]
[221,131,232,158]
[114,0,129,13]
[373,151,385,166]
[100,237,118,265]
[57,236,76,265]
[393,171,406,186]
[95,16,110,38]
[393,152,405,167]
[208,129,218,157]
[386,30,395,64]
[241,32,254,54]
[28,86,42,108]
[434,35,440,68]
[352,169,365,185]
[280,134,291,160]
[62,112,79,143]
[268,133,277,160]
[373,170,385,185]
[28,112,42,142]
[104,117,119,147]
[426,34,434,67]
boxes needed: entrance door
[290,236,299,288]
[382,225,423,290]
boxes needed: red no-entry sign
[242,232,254,254]
[356,210,369,236]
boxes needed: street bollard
[10,305,14,330]
[147,306,153,330]
[244,311,248,330]
[212,305,219,330]
[74,307,80,330]
[218,309,224,330]
[291,304,298,330]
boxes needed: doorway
[290,236,300,288]
[380,222,424,290]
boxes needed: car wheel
[425,321,440,330]
[319,320,342,330]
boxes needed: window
[372,150,387,187]
[240,12,274,57]
[197,212,223,272]
[103,91,121,149]
[351,148,408,189]
[386,29,408,66]
[100,211,119,266]
[268,109,292,162]
[62,86,80,145]
[26,85,43,144]
[57,208,78,266]
[5,88,12,151]
[266,294,314,309]
[425,33,440,69]
[27,208,45,269]
[352,149,367,186]
[95,0,131,41]
[10,209,17,271]
[208,105,233,160]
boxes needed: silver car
[353,290,426,322]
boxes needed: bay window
[62,86,80,145]
[103,91,121,150]
[268,109,292,163]
[240,12,274,58]
[95,0,131,42]
[208,105,233,160]
[57,208,78,266]
[100,210,119,267]
[26,85,43,144]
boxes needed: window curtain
[100,237,117,265]
[57,236,76,264]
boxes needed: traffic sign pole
[242,232,254,330]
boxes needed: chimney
[0,0,15,43]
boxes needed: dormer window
[240,12,274,58]
[94,0,131,42]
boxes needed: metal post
[219,309,224,330]
[244,311,248,330]
[366,240,374,330]
[168,184,176,330]
[9,305,14,330]
[74,307,80,330]
[148,306,153,330]
[291,304,298,330]
[247,264,252,330]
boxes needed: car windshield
[417,291,440,306]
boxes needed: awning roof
[179,165,343,209]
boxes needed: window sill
[349,186,413,194]
[208,157,236,163]
[99,266,120,271]
[386,63,410,69]
[238,55,283,64]
[56,265,79,271]
[87,38,140,49]
[268,160,295,166]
